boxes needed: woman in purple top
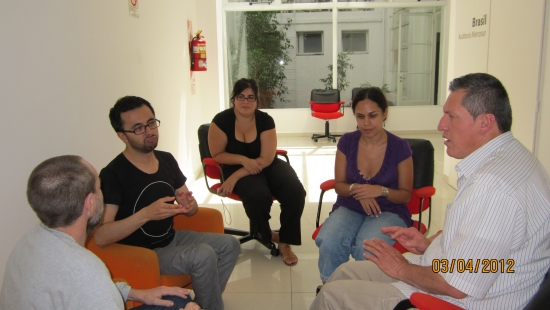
[315,87,413,283]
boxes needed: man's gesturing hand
[363,238,409,280]
[143,196,185,221]
[177,191,198,215]
[382,226,440,255]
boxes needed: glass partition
[224,2,445,108]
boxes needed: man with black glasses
[94,96,240,310]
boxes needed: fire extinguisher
[191,30,207,71]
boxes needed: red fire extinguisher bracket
[190,30,207,71]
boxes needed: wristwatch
[349,183,357,193]
[380,186,389,198]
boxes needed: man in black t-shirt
[95,96,240,310]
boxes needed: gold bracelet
[380,186,389,198]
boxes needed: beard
[86,196,104,237]
[128,134,158,154]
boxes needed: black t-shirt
[212,108,276,175]
[99,151,186,249]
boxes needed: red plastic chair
[309,89,345,143]
[198,124,290,256]
[409,292,465,310]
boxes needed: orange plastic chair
[86,207,224,298]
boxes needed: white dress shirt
[393,132,550,310]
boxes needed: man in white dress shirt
[311,73,550,310]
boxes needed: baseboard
[277,130,440,138]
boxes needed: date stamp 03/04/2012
[432,259,515,273]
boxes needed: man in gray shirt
[0,155,199,310]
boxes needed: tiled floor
[188,132,457,310]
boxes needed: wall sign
[129,0,139,18]
[459,14,488,40]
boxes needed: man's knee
[315,281,340,304]
[188,243,218,267]
[330,260,378,281]
[223,235,241,259]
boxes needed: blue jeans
[315,207,407,282]
[133,295,193,310]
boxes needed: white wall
[0,0,204,289]
[442,0,547,188]
[487,0,546,150]
[535,2,550,174]
[181,0,223,180]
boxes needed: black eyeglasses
[235,94,257,102]
[121,119,161,135]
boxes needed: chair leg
[312,120,341,143]
[316,190,327,228]
[224,224,280,256]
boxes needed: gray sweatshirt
[0,224,130,309]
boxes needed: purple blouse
[332,130,413,227]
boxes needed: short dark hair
[230,78,259,108]
[351,87,388,115]
[449,73,512,133]
[27,155,96,228]
[109,96,155,132]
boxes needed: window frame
[296,31,324,56]
[342,30,369,54]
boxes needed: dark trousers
[133,295,193,310]
[232,158,306,245]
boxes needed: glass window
[342,31,368,53]
[283,0,331,3]
[297,32,323,55]
[223,3,445,108]
[337,0,385,2]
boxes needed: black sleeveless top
[212,108,275,176]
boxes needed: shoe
[316,285,323,295]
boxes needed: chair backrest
[198,123,223,180]
[351,87,395,106]
[406,139,434,188]
[311,89,340,103]
[198,123,212,160]
[310,89,342,113]
[405,138,435,215]
[351,87,365,102]
[524,265,550,310]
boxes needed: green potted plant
[243,12,293,108]
[319,52,355,93]
[360,82,391,94]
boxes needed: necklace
[360,173,371,183]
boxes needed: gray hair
[27,155,96,228]
[449,73,512,133]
